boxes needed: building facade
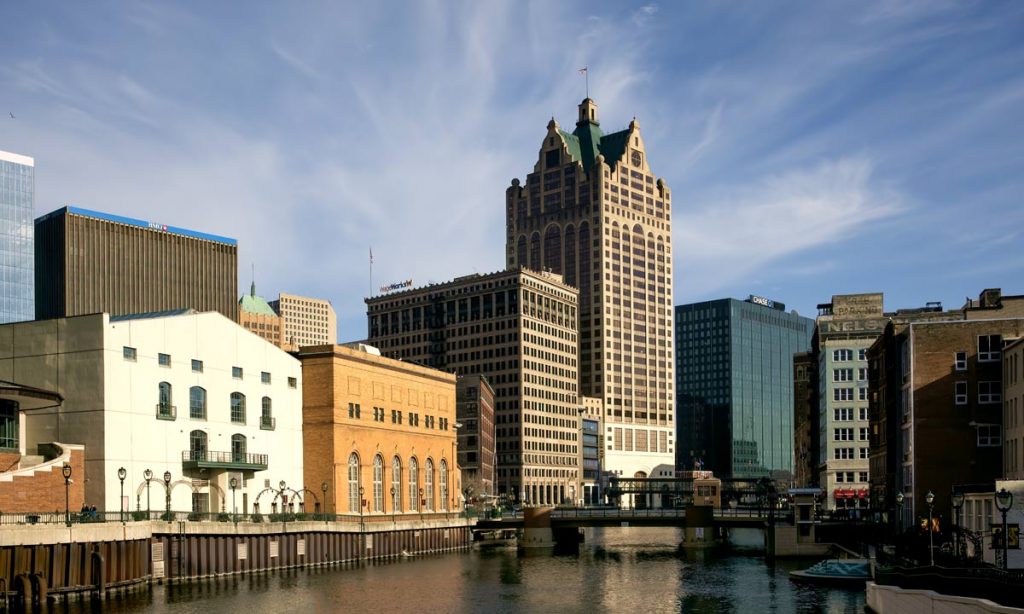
[675,296,814,479]
[365,268,581,505]
[0,150,35,324]
[0,310,303,515]
[298,343,459,517]
[505,98,675,481]
[1005,337,1024,480]
[869,289,1024,526]
[34,206,238,322]
[793,351,817,488]
[239,282,285,347]
[456,374,496,501]
[580,395,604,504]
[269,292,337,350]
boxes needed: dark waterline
[48,527,865,613]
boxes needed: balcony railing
[181,450,268,471]
[156,404,177,420]
[260,415,276,431]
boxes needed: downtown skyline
[2,1,1023,340]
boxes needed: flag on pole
[369,247,373,264]
[578,67,588,75]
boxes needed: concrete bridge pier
[519,507,555,551]
[681,506,715,549]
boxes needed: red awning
[834,489,853,499]
[857,489,868,499]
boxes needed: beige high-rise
[365,268,581,505]
[270,292,337,350]
[505,98,675,481]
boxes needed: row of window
[954,381,1001,405]
[123,346,296,388]
[347,453,450,513]
[834,407,869,421]
[835,471,869,483]
[833,368,868,382]
[832,349,868,362]
[833,388,869,402]
[157,383,273,427]
[833,428,869,441]
[833,447,870,460]
[349,403,450,430]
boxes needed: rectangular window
[846,472,855,483]
[859,407,868,421]
[977,424,1001,447]
[858,368,868,381]
[261,371,271,384]
[348,403,361,419]
[859,447,869,459]
[834,428,854,441]
[192,359,203,373]
[954,351,967,371]
[979,334,1002,362]
[859,472,868,483]
[836,472,845,483]
[858,388,868,401]
[232,366,243,379]
[834,369,854,382]
[954,381,968,405]
[123,346,137,361]
[833,349,853,362]
[859,427,869,441]
[834,407,853,421]
[978,381,1001,404]
[158,353,171,367]
[834,388,854,402]
[859,349,867,361]
[288,377,297,389]
[834,448,854,460]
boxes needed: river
[53,527,866,613]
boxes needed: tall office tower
[269,292,337,350]
[34,206,237,322]
[0,150,35,323]
[366,269,581,505]
[505,98,675,481]
[675,296,814,479]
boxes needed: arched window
[373,455,384,512]
[440,459,449,511]
[158,382,173,418]
[348,453,360,512]
[231,434,246,462]
[230,392,246,424]
[189,430,207,460]
[189,386,206,420]
[529,232,541,271]
[543,225,561,273]
[392,456,402,513]
[408,457,419,511]
[261,396,273,430]
[563,225,576,286]
[425,458,435,511]
[516,235,527,268]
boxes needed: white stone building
[0,310,303,515]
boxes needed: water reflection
[47,527,864,614]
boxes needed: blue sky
[2,1,1022,339]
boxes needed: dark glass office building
[675,296,813,479]
[0,151,35,324]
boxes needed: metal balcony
[156,404,177,420]
[260,415,276,431]
[181,450,268,471]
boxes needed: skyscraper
[0,150,35,323]
[505,98,675,481]
[675,296,814,479]
[269,292,337,350]
[35,206,237,322]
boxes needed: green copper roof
[560,123,631,171]
[239,282,278,317]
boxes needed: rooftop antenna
[579,66,589,99]
[369,246,374,297]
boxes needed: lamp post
[321,481,329,525]
[117,467,127,524]
[419,487,424,524]
[996,488,1014,571]
[62,463,72,527]
[925,490,935,567]
[390,486,396,524]
[951,491,965,561]
[143,468,153,518]
[279,480,288,515]
[229,476,238,526]
[163,470,172,523]
[359,486,365,530]
[895,491,904,536]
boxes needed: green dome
[239,282,278,317]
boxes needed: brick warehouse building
[869,289,1024,527]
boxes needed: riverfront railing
[0,509,477,526]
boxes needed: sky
[2,1,1022,340]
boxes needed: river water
[54,527,865,613]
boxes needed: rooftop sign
[44,206,238,246]
[379,279,414,294]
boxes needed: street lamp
[419,487,424,524]
[117,467,127,524]
[359,486,365,529]
[279,480,288,514]
[951,491,965,561]
[895,491,904,536]
[143,468,153,518]
[996,488,1014,571]
[62,463,72,527]
[321,481,329,524]
[163,470,172,523]
[390,486,396,524]
[229,476,238,526]
[925,490,935,567]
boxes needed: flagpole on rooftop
[369,246,373,298]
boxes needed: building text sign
[832,294,884,318]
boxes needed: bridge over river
[475,507,776,530]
